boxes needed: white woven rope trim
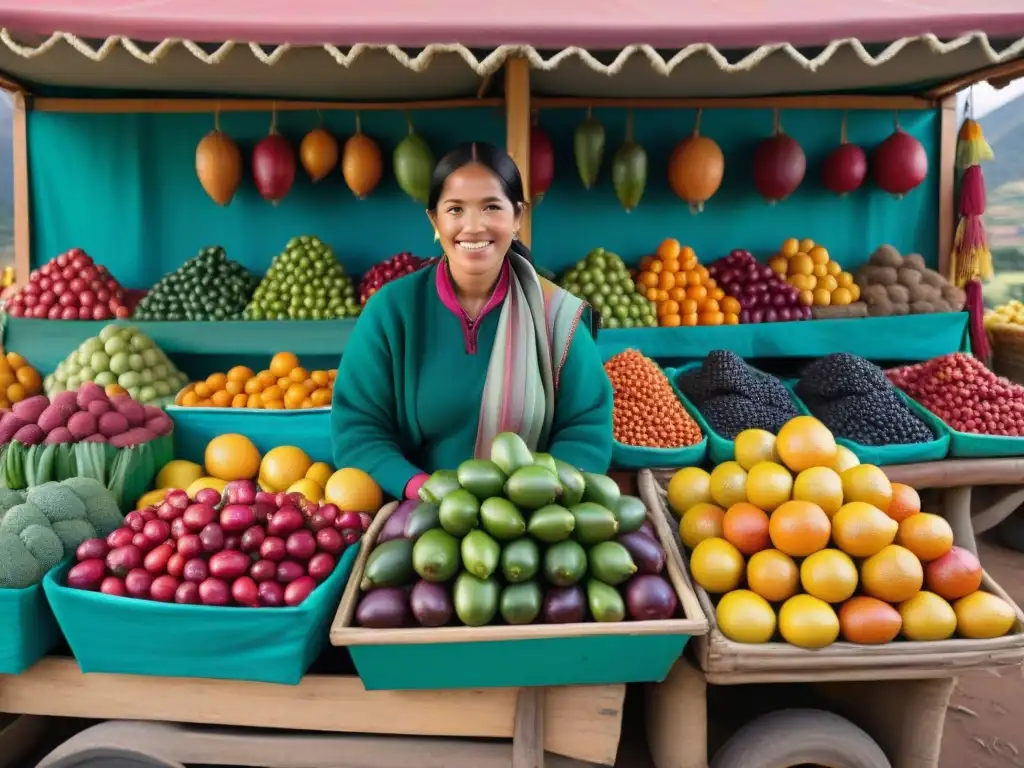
[1,30,1023,76]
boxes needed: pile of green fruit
[243,235,361,320]
[559,248,657,329]
[134,246,259,321]
[44,324,188,405]
[355,432,679,629]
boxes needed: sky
[962,79,1024,118]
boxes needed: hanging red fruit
[822,111,867,196]
[753,110,806,204]
[872,114,928,199]
[252,106,296,205]
[530,124,555,204]
[195,112,242,206]
[300,124,339,183]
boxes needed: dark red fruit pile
[708,249,810,323]
[358,252,436,305]
[66,480,369,607]
[6,248,132,321]
[888,353,1024,436]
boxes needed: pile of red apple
[358,252,437,305]
[65,480,369,607]
[708,249,811,323]
[5,248,132,320]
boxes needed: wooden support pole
[505,58,532,247]
[937,95,957,280]
[11,92,29,286]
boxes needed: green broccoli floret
[51,519,98,554]
[0,502,50,537]
[61,477,124,536]
[26,483,87,524]
[0,488,26,518]
[0,532,43,588]
[19,524,65,572]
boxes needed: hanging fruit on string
[573,106,606,190]
[530,121,555,204]
[299,118,339,183]
[871,113,928,199]
[822,111,867,196]
[753,109,806,204]
[393,113,435,204]
[342,113,383,199]
[611,110,648,212]
[252,105,297,205]
[667,108,724,213]
[195,111,242,206]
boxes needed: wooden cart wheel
[709,708,890,768]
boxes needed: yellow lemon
[305,461,334,487]
[734,429,779,471]
[186,477,228,498]
[155,460,205,490]
[287,478,325,502]
[667,467,712,518]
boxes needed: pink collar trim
[435,258,510,323]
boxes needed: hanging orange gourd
[300,114,339,183]
[667,108,724,213]
[342,112,383,199]
[195,110,242,206]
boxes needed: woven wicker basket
[991,323,1024,385]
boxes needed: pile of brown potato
[854,245,966,317]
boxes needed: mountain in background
[980,95,1024,194]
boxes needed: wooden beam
[533,95,934,111]
[924,56,1024,100]
[505,58,532,246]
[937,95,957,281]
[11,92,29,287]
[31,97,504,114]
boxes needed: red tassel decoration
[965,278,990,360]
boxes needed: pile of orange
[671,416,1017,648]
[175,352,336,410]
[0,351,42,409]
[767,237,860,308]
[635,238,741,327]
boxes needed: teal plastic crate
[611,385,708,470]
[888,396,1024,459]
[785,382,950,466]
[166,406,332,465]
[0,575,63,675]
[42,543,359,684]
[331,503,706,691]
[665,363,803,465]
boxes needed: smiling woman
[330,142,613,499]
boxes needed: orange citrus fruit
[895,512,954,563]
[768,500,831,557]
[954,592,1017,639]
[689,537,745,594]
[709,461,748,508]
[775,416,837,473]
[899,591,956,641]
[800,549,858,603]
[204,434,261,482]
[792,466,843,518]
[667,467,712,518]
[830,501,898,558]
[778,594,840,649]
[745,461,793,512]
[722,502,771,555]
[925,546,982,601]
[838,596,903,644]
[746,549,800,602]
[860,544,924,603]
[886,483,921,522]
[840,464,893,510]
[270,352,300,378]
[716,590,777,644]
[679,502,726,549]
[259,446,313,492]
[734,429,779,471]
[324,467,383,513]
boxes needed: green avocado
[505,465,561,510]
[574,114,606,190]
[490,432,534,476]
[588,541,638,586]
[457,459,507,501]
[582,472,621,509]
[461,529,501,579]
[454,571,500,627]
[419,470,461,504]
[438,489,480,537]
[554,460,586,507]
[531,452,558,476]
[500,581,543,625]
[543,539,588,587]
[479,497,526,541]
[501,537,540,583]
[526,504,576,543]
[570,503,619,546]
[404,502,441,541]
[587,578,626,622]
[613,495,647,534]
[360,538,414,591]
[412,528,460,583]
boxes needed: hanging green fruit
[611,111,647,212]
[573,107,606,190]
[393,113,435,204]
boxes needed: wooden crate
[331,499,708,691]
[638,468,1024,685]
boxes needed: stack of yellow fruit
[984,300,1024,331]
[175,352,336,410]
[0,352,43,410]
[667,417,1017,649]
[635,238,741,327]
[767,238,860,308]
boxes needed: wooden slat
[924,56,1024,100]
[533,95,935,111]
[0,657,625,766]
[30,97,504,114]
[11,92,29,287]
[505,58,532,246]
[937,94,958,281]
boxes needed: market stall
[1,1,1024,766]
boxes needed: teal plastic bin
[665,363,803,465]
[785,382,950,466]
[42,544,359,684]
[889,397,1024,459]
[0,577,63,675]
[166,406,332,465]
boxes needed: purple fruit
[625,575,678,621]
[410,580,453,627]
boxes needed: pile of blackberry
[677,350,799,439]
[795,353,935,446]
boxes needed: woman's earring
[512,230,519,241]
[433,228,440,243]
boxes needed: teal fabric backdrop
[27,106,938,287]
